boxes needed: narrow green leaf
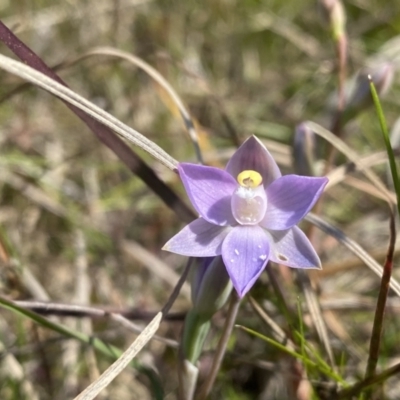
[369,77,400,217]
[237,325,346,385]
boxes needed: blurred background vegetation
[1,0,400,399]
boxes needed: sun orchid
[163,136,328,298]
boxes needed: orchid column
[163,136,328,397]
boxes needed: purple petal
[267,226,322,269]
[178,163,237,226]
[221,225,270,297]
[262,175,328,230]
[226,136,281,186]
[163,218,230,257]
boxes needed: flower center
[231,170,267,225]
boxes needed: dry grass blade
[73,312,162,400]
[0,53,178,171]
[296,269,335,368]
[248,296,295,349]
[306,121,394,206]
[342,176,396,203]
[326,151,397,203]
[306,212,400,296]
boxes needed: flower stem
[181,311,211,365]
[196,292,241,400]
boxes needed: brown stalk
[364,208,396,380]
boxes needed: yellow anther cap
[237,170,263,188]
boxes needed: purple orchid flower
[163,136,328,298]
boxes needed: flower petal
[178,163,237,226]
[267,226,322,269]
[262,175,328,230]
[226,136,281,186]
[221,225,270,297]
[163,218,229,257]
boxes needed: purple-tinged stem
[365,209,396,380]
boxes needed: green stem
[196,293,241,400]
[181,310,211,364]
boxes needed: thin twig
[12,300,185,321]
